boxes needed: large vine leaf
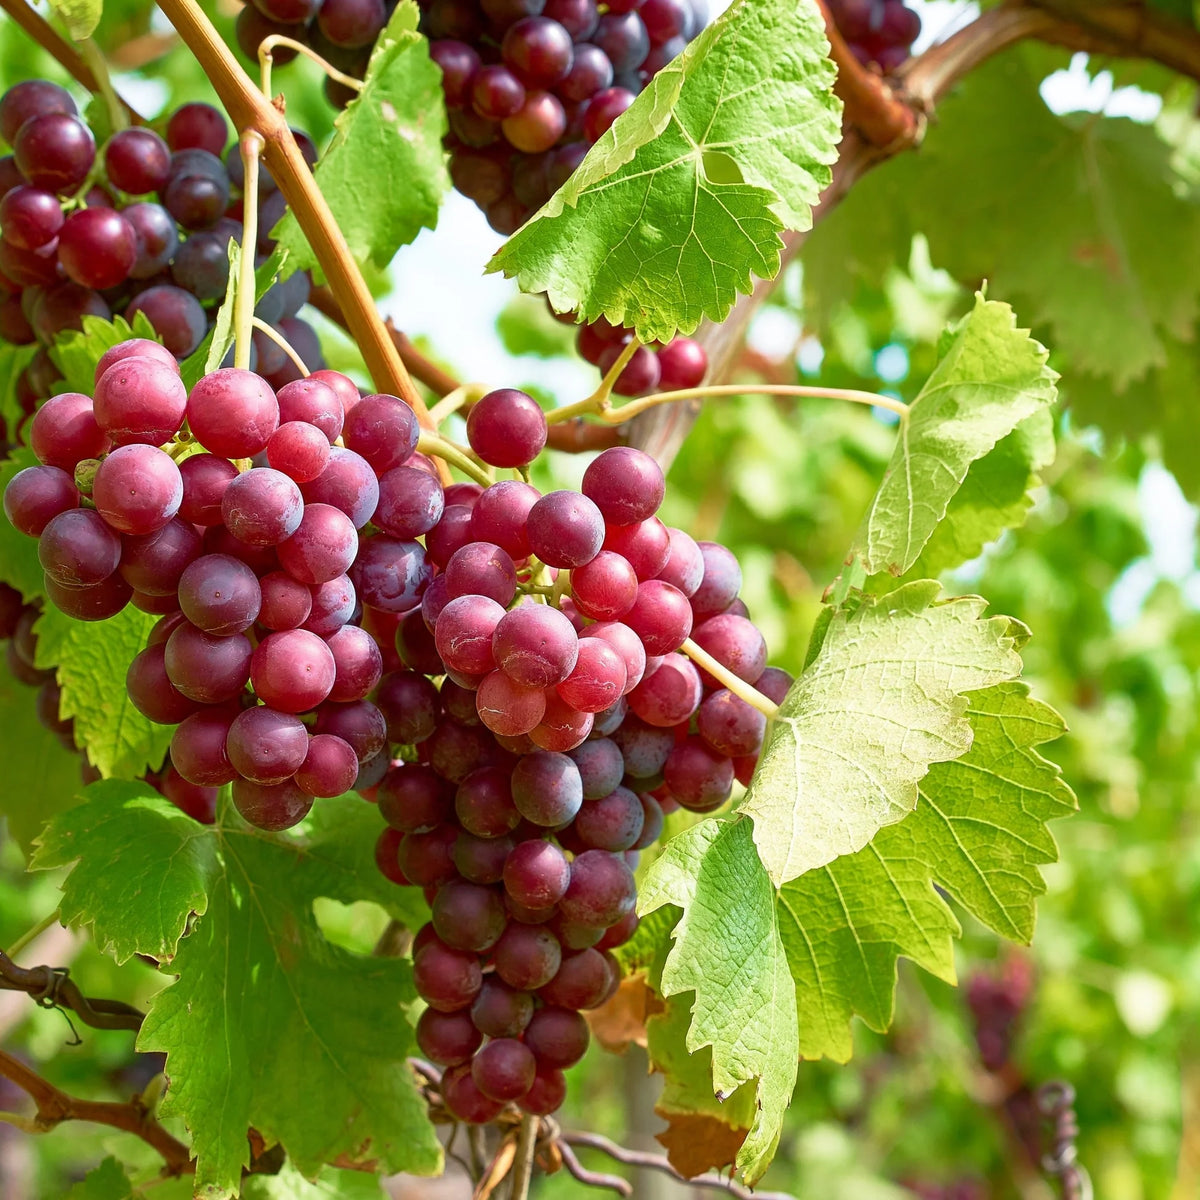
[739,581,1025,886]
[488,0,841,343]
[35,787,442,1197]
[850,294,1059,580]
[32,782,218,963]
[33,603,172,780]
[273,0,448,279]
[640,681,1073,1182]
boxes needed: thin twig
[416,429,493,486]
[562,1130,796,1199]
[558,1142,633,1196]
[6,912,60,961]
[0,949,143,1033]
[258,34,364,100]
[251,316,310,377]
[508,1114,538,1200]
[0,1048,191,1172]
[680,638,780,719]
[235,131,265,371]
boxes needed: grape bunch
[362,387,788,1121]
[0,82,325,442]
[567,312,706,396]
[3,359,786,1122]
[824,0,920,72]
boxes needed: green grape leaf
[0,448,48,602]
[33,603,172,780]
[272,1,449,280]
[850,294,1059,580]
[32,781,217,963]
[641,682,1072,1179]
[66,1157,135,1200]
[48,0,102,40]
[911,409,1056,577]
[487,0,841,343]
[739,580,1025,885]
[37,791,441,1194]
[646,991,758,1178]
[0,659,83,856]
[50,312,160,396]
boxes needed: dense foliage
[0,0,1198,1197]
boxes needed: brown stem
[0,949,143,1032]
[0,1048,191,1172]
[0,0,143,121]
[154,0,433,429]
[562,1131,797,1199]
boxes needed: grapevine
[1,0,1199,1196]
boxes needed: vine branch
[0,1048,191,1172]
[0,949,143,1032]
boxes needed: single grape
[164,622,252,703]
[341,393,418,475]
[432,879,507,952]
[526,490,604,567]
[377,762,451,832]
[573,784,644,851]
[373,465,445,538]
[42,573,130,621]
[501,90,567,153]
[0,80,76,145]
[603,516,670,579]
[3,465,78,536]
[431,39,483,108]
[656,526,703,596]
[530,693,594,751]
[38,508,121,586]
[105,128,171,194]
[266,421,331,483]
[226,705,309,784]
[170,230,230,301]
[250,627,336,713]
[274,377,344,442]
[325,624,383,702]
[492,604,579,688]
[232,776,312,830]
[697,687,765,757]
[178,454,238,525]
[220,467,304,547]
[166,103,229,157]
[493,922,561,990]
[57,208,136,290]
[186,368,279,458]
[475,669,547,737]
[472,1038,536,1102]
[169,707,238,786]
[93,355,188,447]
[691,540,742,617]
[442,1063,504,1124]
[582,85,635,141]
[375,671,441,745]
[398,825,460,887]
[627,651,701,726]
[466,388,547,467]
[655,336,706,389]
[125,644,202,725]
[124,201,180,279]
[538,947,611,1008]
[503,836,571,908]
[511,750,583,826]
[318,0,387,46]
[581,620,646,692]
[159,766,218,823]
[435,593,506,675]
[582,446,664,525]
[119,517,202,596]
[455,765,521,837]
[91,444,183,536]
[313,698,387,761]
[593,11,649,71]
[303,574,356,636]
[125,285,207,357]
[472,64,527,120]
[14,113,94,193]
[503,16,575,86]
[395,610,445,675]
[413,937,484,1012]
[558,41,613,101]
[520,1065,567,1115]
[300,448,381,530]
[452,829,513,884]
[176,553,261,636]
[445,541,518,607]
[470,977,533,1038]
[294,733,358,797]
[558,848,636,926]
[416,1007,482,1066]
[0,185,63,250]
[272,502,357,587]
[556,634,627,712]
[256,570,313,629]
[690,612,766,684]
[663,734,733,811]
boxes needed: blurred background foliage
[4,0,1200,1196]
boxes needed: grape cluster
[363,387,788,1121]
[567,312,706,396]
[0,82,325,443]
[824,0,920,72]
[966,956,1033,1073]
[3,361,784,1121]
